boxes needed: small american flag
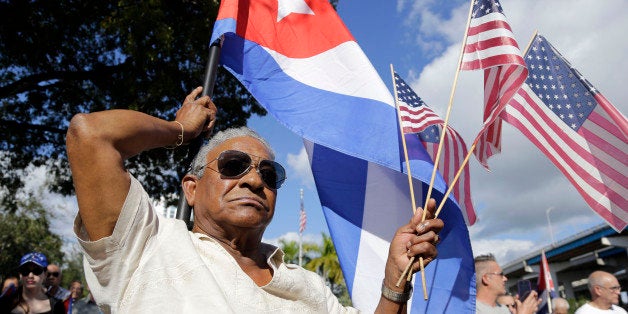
[502,34,628,231]
[299,208,307,234]
[299,189,307,234]
[460,0,528,168]
[395,72,477,225]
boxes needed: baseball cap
[19,252,49,269]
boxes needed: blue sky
[36,0,627,265]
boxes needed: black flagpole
[175,38,222,229]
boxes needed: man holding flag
[212,0,476,311]
[66,87,444,312]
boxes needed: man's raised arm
[66,87,216,241]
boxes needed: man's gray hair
[552,297,569,310]
[187,126,274,178]
[474,253,497,284]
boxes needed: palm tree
[278,239,318,266]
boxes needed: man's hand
[384,198,443,289]
[514,291,541,314]
[175,86,217,143]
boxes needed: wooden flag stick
[390,63,428,299]
[396,0,475,289]
[433,31,537,218]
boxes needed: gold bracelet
[165,120,184,149]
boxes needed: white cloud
[19,165,80,254]
[471,238,535,265]
[263,231,323,247]
[286,146,315,189]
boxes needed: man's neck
[590,299,612,310]
[476,291,498,307]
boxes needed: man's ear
[182,175,198,207]
[481,274,490,286]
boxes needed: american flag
[395,72,477,225]
[299,208,307,234]
[460,0,528,169]
[299,189,307,234]
[502,34,628,231]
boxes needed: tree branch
[0,119,66,134]
[0,62,126,98]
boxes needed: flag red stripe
[587,109,628,146]
[464,36,520,54]
[579,123,628,166]
[400,108,443,122]
[460,54,525,71]
[593,94,628,136]
[466,19,513,37]
[401,114,442,126]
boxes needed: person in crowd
[575,270,627,314]
[72,287,102,314]
[1,276,20,313]
[66,87,444,312]
[11,252,64,314]
[552,297,570,314]
[63,281,83,314]
[475,253,540,314]
[45,264,70,302]
[496,293,516,314]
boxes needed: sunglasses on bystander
[19,266,44,277]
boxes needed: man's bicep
[67,113,131,241]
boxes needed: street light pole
[546,206,556,246]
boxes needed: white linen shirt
[75,175,357,314]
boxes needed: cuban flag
[536,251,556,314]
[210,0,475,312]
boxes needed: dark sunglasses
[47,271,60,277]
[204,150,286,189]
[19,266,44,277]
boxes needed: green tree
[278,238,319,266]
[0,0,263,211]
[60,248,87,297]
[0,197,64,277]
[305,233,352,306]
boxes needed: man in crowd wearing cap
[45,263,71,301]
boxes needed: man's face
[70,282,83,298]
[596,276,621,306]
[553,306,568,314]
[191,137,278,233]
[46,264,61,287]
[483,261,507,295]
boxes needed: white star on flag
[277,0,314,22]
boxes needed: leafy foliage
[279,234,352,306]
[278,238,320,266]
[59,249,87,296]
[0,198,64,278]
[0,0,264,211]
